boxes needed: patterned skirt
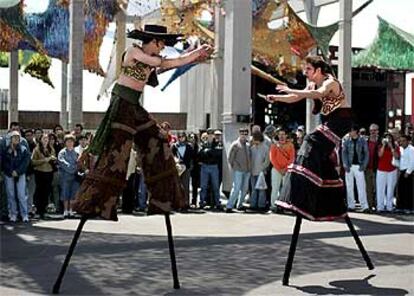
[277,108,352,221]
[72,83,186,220]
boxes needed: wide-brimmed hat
[127,24,183,47]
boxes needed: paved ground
[1,211,413,295]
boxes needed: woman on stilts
[53,25,213,293]
[265,56,374,285]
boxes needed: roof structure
[353,16,414,71]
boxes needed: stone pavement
[1,212,413,295]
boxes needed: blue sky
[1,0,413,112]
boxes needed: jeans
[200,164,221,207]
[26,174,36,213]
[227,170,250,209]
[250,174,266,209]
[270,168,284,209]
[345,165,368,209]
[136,173,147,209]
[4,175,28,220]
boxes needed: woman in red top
[376,133,400,212]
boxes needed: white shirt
[399,144,414,174]
[177,145,186,159]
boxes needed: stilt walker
[265,56,374,286]
[52,25,213,294]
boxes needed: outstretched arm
[161,44,213,70]
[277,79,336,99]
[131,44,213,70]
[265,93,304,104]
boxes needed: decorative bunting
[23,53,54,88]
[0,2,45,53]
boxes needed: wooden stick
[282,215,302,286]
[52,217,88,294]
[344,215,374,270]
[165,214,180,289]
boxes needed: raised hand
[197,44,214,61]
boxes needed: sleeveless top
[311,75,346,116]
[120,44,159,87]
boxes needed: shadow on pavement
[293,274,409,295]
[1,215,413,295]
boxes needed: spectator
[74,134,88,156]
[389,127,401,145]
[58,135,80,218]
[359,127,367,139]
[294,125,305,151]
[198,128,222,209]
[269,127,295,211]
[188,133,200,206]
[214,130,224,192]
[249,129,270,211]
[53,124,65,148]
[263,125,277,148]
[1,131,31,222]
[32,133,56,219]
[376,133,400,212]
[34,128,43,144]
[161,121,177,145]
[24,129,36,151]
[4,123,29,150]
[0,135,7,220]
[214,130,223,144]
[396,135,414,213]
[23,129,36,216]
[53,124,64,134]
[342,125,369,212]
[73,123,83,136]
[172,132,194,208]
[48,133,61,212]
[404,123,413,144]
[226,127,250,212]
[365,123,381,211]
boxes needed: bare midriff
[117,73,148,92]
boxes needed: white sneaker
[9,216,17,222]
[22,217,29,223]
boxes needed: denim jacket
[342,135,369,170]
[1,142,31,177]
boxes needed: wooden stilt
[165,214,180,289]
[52,216,87,294]
[344,215,374,270]
[282,215,302,286]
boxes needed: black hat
[127,25,183,47]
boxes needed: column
[338,0,353,107]
[67,0,84,130]
[222,0,252,192]
[8,50,19,126]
